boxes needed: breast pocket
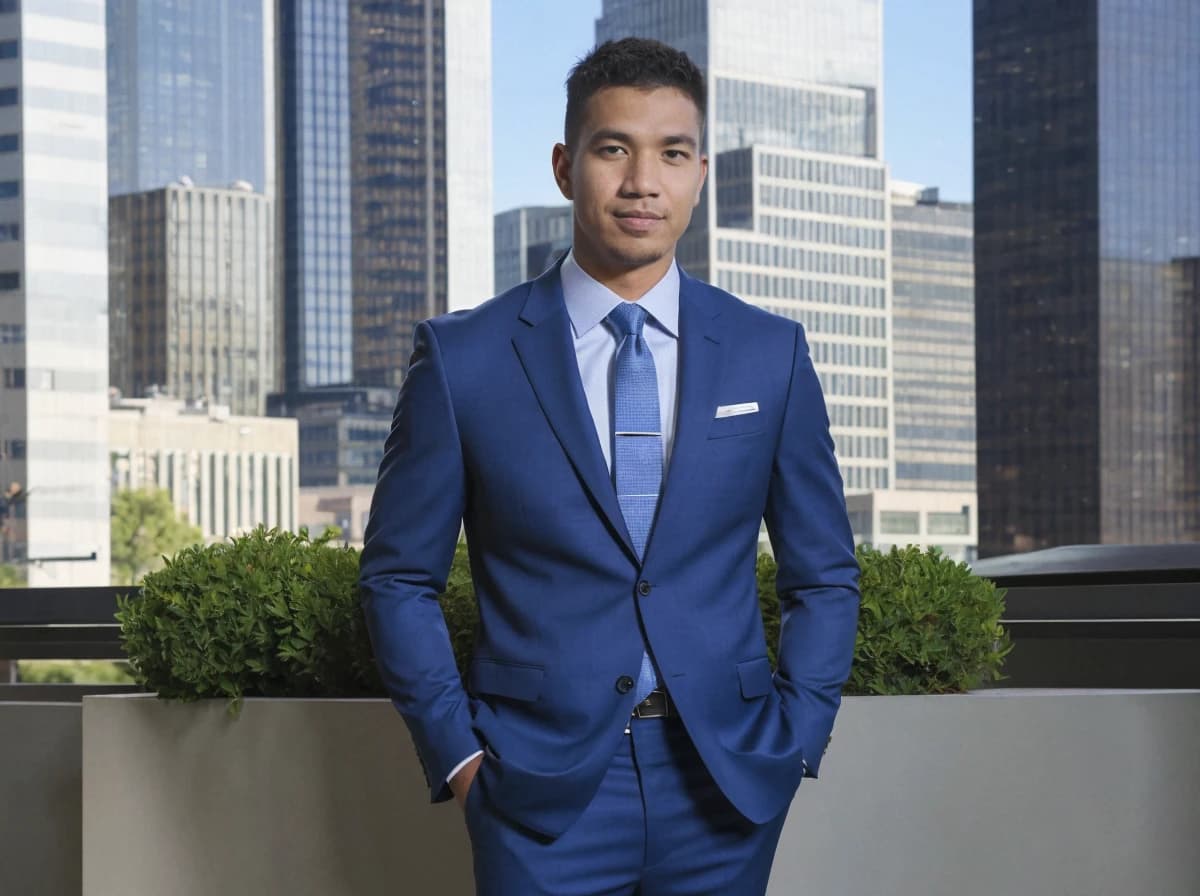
[707,411,764,440]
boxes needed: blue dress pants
[464,715,790,895]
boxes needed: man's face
[553,86,708,283]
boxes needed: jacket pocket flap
[708,411,764,440]
[736,656,775,699]
[470,659,545,702]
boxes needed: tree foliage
[111,488,204,586]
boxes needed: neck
[570,245,675,301]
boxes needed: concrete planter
[82,691,1200,896]
[1,702,81,896]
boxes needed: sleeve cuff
[446,750,484,784]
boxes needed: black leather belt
[631,688,673,719]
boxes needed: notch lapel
[511,266,637,562]
[644,272,724,562]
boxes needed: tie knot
[607,301,648,338]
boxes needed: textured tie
[608,301,662,704]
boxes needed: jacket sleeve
[359,320,479,803]
[762,322,860,778]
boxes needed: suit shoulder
[690,278,804,339]
[423,282,529,346]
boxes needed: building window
[0,134,16,152]
[0,40,16,58]
[3,367,24,388]
[0,181,18,198]
[0,271,18,290]
[0,222,17,241]
[0,1,16,14]
[0,87,16,106]
[880,511,920,536]
[2,439,24,459]
[0,322,22,343]
[928,510,970,536]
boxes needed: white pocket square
[715,402,759,419]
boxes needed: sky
[491,0,974,214]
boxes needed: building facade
[890,183,975,493]
[0,0,110,585]
[109,183,276,416]
[493,204,572,293]
[278,0,353,396]
[845,490,977,564]
[974,0,1200,555]
[595,0,894,494]
[106,0,276,197]
[349,0,492,390]
[109,395,298,541]
[267,386,392,487]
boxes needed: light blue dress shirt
[559,250,680,472]
[446,251,681,786]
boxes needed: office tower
[109,183,277,416]
[278,0,352,396]
[106,0,276,197]
[974,0,1200,555]
[0,0,110,585]
[350,0,492,390]
[595,0,893,493]
[109,394,299,541]
[494,205,572,293]
[268,0,492,488]
[890,183,975,493]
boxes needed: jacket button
[637,580,652,596]
[616,675,635,694]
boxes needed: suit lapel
[511,264,637,561]
[644,271,724,562]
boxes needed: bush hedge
[119,531,1009,704]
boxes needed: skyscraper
[890,183,975,493]
[270,0,493,485]
[494,205,572,293]
[595,0,892,493]
[974,0,1200,555]
[350,0,492,390]
[0,0,110,585]
[278,0,353,396]
[106,0,276,197]
[109,183,277,416]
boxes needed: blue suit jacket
[359,262,860,839]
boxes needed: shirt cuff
[446,750,484,784]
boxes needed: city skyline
[491,0,972,213]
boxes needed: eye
[598,145,627,156]
[664,149,690,161]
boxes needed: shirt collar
[560,249,680,339]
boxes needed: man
[360,37,859,896]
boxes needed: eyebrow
[588,129,698,150]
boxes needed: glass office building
[109,184,276,417]
[975,0,1200,554]
[596,0,893,493]
[0,0,110,584]
[890,184,975,493]
[493,205,572,293]
[278,0,352,394]
[350,0,492,390]
[106,0,275,197]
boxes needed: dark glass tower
[350,0,447,390]
[974,0,1200,556]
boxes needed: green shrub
[122,531,1008,705]
[17,660,136,685]
[117,527,382,710]
[757,544,1011,694]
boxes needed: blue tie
[608,301,662,704]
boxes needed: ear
[552,143,573,200]
[694,153,709,207]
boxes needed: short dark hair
[564,38,706,148]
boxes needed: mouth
[613,210,665,234]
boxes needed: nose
[619,151,660,198]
